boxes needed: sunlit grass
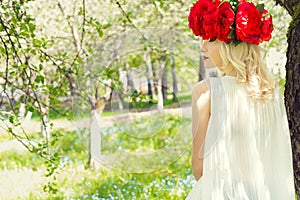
[0,114,194,199]
[0,149,44,170]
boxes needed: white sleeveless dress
[186,76,295,200]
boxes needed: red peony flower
[236,2,262,44]
[260,10,274,42]
[188,0,217,40]
[238,0,246,4]
[214,1,235,43]
[188,0,273,45]
[214,0,221,5]
[203,4,218,39]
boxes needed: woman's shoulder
[192,79,210,100]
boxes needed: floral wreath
[188,0,274,45]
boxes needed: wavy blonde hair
[217,40,276,101]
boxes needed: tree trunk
[41,93,50,139]
[152,59,159,102]
[157,83,163,111]
[116,92,124,110]
[24,110,32,122]
[19,95,32,123]
[157,54,167,111]
[109,72,124,111]
[199,54,206,81]
[171,54,178,102]
[126,63,135,92]
[116,71,124,110]
[41,110,50,139]
[147,77,153,103]
[273,0,300,196]
[41,107,50,139]
[88,98,105,170]
[88,109,102,170]
[162,57,168,102]
[18,103,26,120]
[144,51,155,103]
[285,15,300,197]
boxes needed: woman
[187,0,296,199]
[202,51,220,78]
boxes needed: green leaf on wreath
[228,29,236,39]
[256,4,265,14]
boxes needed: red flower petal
[236,2,262,44]
[188,0,217,40]
[215,2,235,43]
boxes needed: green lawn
[0,114,195,199]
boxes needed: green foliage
[279,77,286,95]
[256,4,265,14]
[86,17,111,38]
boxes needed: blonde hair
[217,40,276,101]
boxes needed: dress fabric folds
[186,76,295,200]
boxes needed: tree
[273,0,300,196]
[198,55,205,81]
[171,53,178,102]
[0,0,80,193]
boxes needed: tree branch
[0,12,50,152]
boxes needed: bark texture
[171,54,178,102]
[199,54,206,81]
[274,0,300,196]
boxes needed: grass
[101,115,187,153]
[0,149,44,170]
[0,114,195,199]
[25,152,194,200]
[0,132,15,142]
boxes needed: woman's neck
[222,64,237,77]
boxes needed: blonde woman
[187,0,295,199]
[202,50,220,78]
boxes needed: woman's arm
[191,81,210,181]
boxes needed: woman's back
[187,76,295,200]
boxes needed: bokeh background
[0,0,292,199]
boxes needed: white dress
[186,76,295,200]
